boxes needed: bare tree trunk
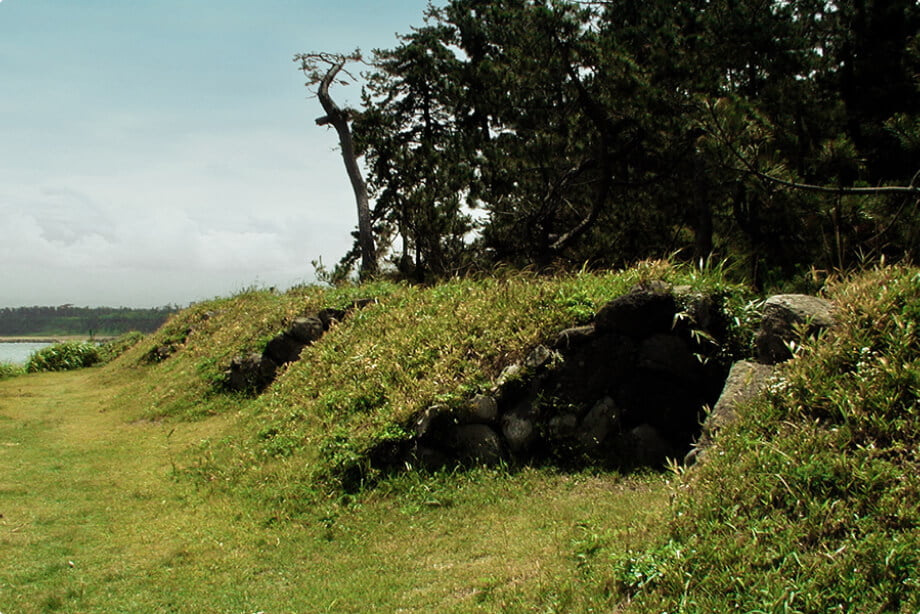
[310,57,378,278]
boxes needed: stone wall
[391,287,835,473]
[215,284,834,474]
[223,299,375,393]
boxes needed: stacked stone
[405,288,836,472]
[408,283,730,470]
[224,302,374,393]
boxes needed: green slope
[7,264,917,611]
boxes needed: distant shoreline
[0,336,115,344]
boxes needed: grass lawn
[0,369,668,613]
[5,266,919,611]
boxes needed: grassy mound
[610,266,920,611]
[8,264,920,610]
[104,262,755,509]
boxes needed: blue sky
[0,0,432,307]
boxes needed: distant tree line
[302,0,920,288]
[0,305,176,337]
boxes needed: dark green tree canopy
[313,0,920,285]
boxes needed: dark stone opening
[348,289,838,489]
[396,284,735,473]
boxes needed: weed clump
[26,341,100,373]
[0,362,24,379]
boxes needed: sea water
[0,342,51,365]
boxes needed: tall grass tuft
[0,362,24,379]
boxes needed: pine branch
[704,99,920,196]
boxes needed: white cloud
[0,0,429,306]
[0,121,361,306]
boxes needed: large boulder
[458,394,499,424]
[317,308,347,330]
[594,289,676,340]
[225,352,278,392]
[685,360,775,465]
[450,424,503,466]
[502,403,540,455]
[703,360,775,438]
[756,294,835,364]
[412,404,455,440]
[552,325,598,351]
[523,344,557,370]
[548,412,579,442]
[264,333,307,366]
[576,396,621,453]
[287,316,325,344]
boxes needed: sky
[0,0,432,307]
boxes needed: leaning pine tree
[295,51,377,278]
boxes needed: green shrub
[0,362,24,379]
[26,342,101,373]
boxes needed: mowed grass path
[0,369,668,613]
